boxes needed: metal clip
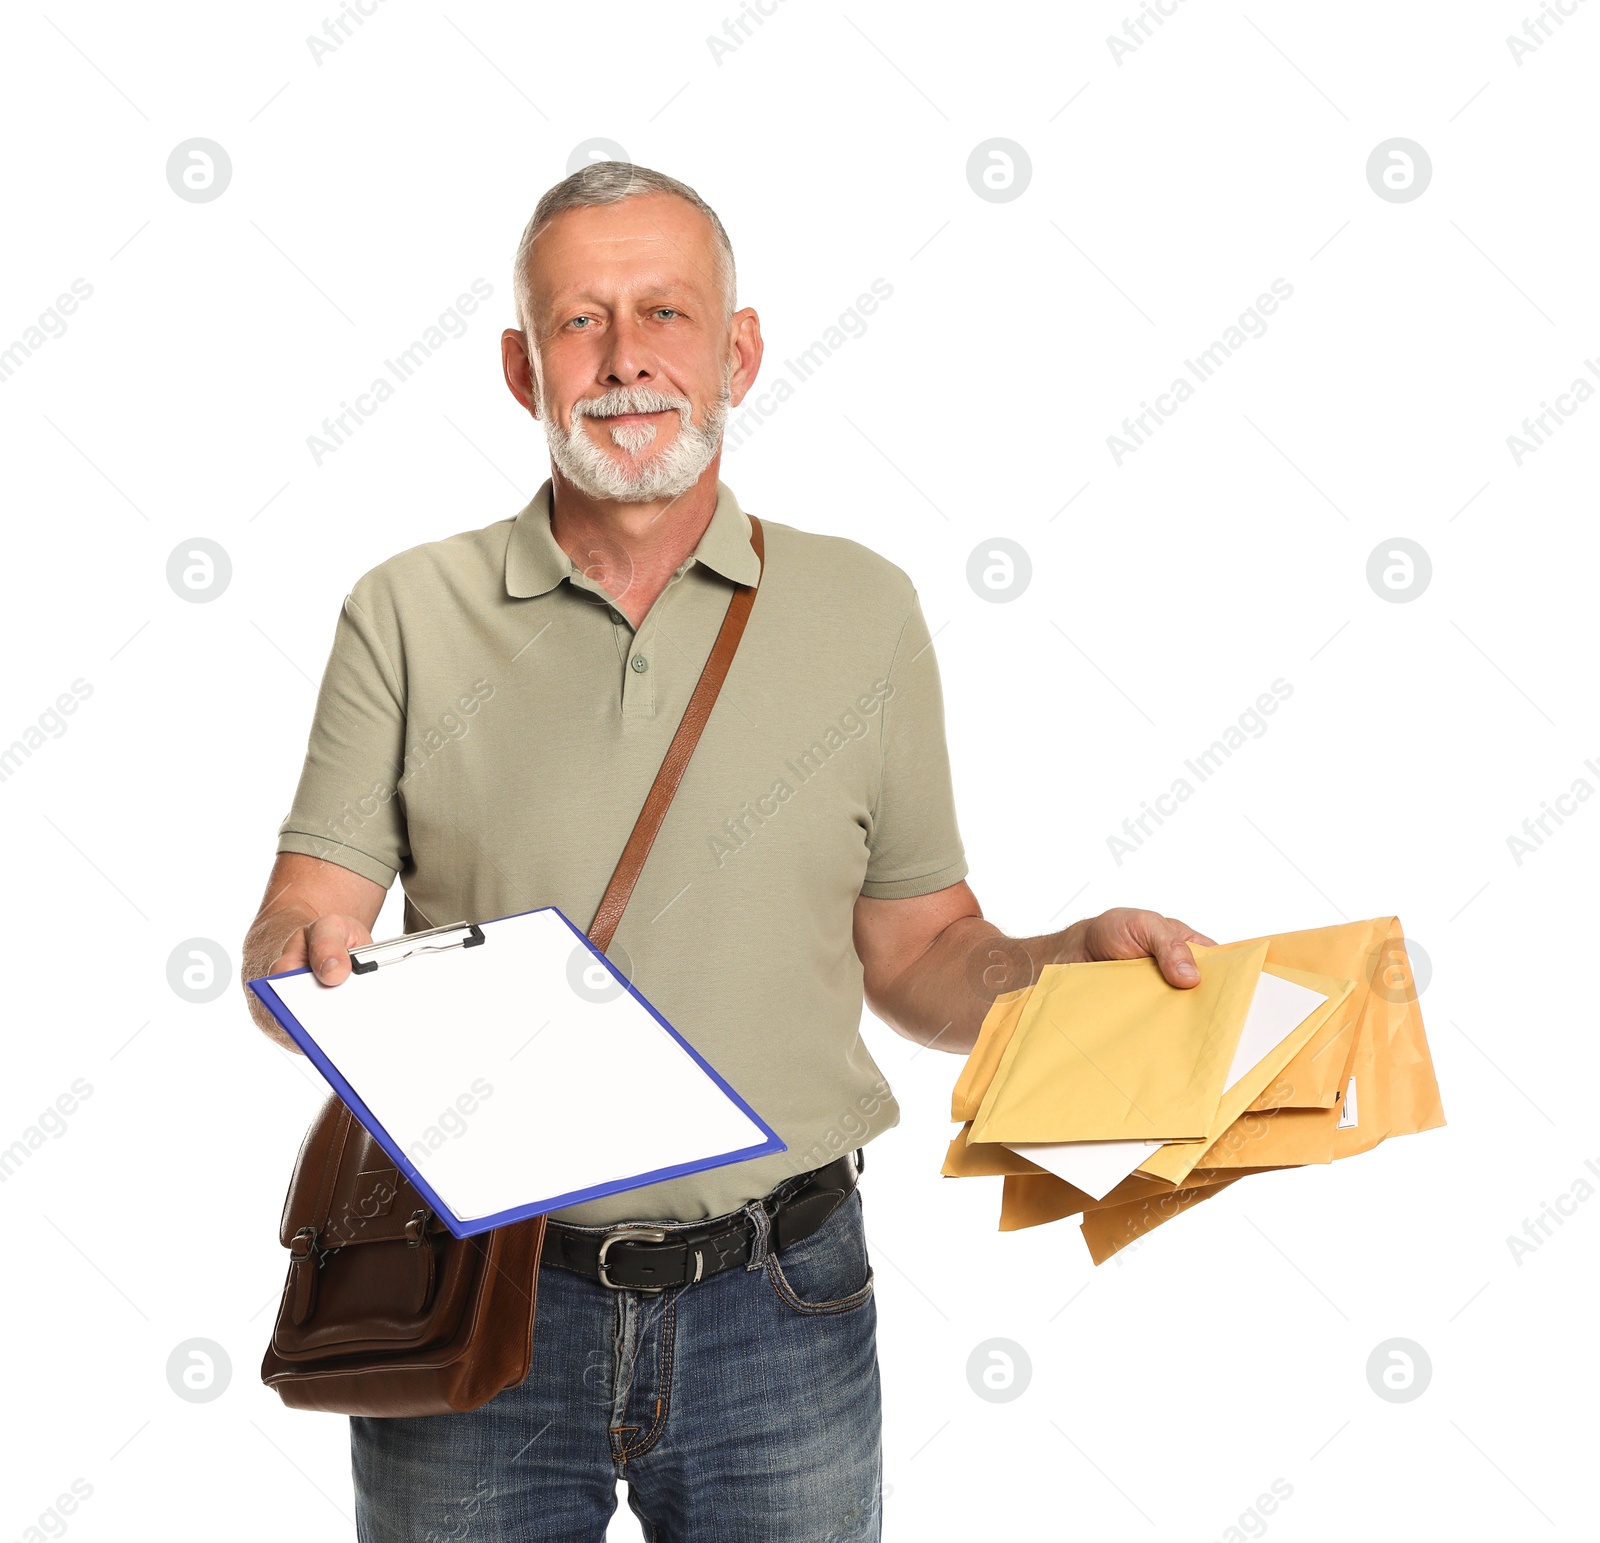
[350,922,486,975]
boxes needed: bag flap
[279,1094,445,1249]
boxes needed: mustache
[573,388,692,422]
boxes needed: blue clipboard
[249,905,786,1238]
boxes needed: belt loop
[742,1198,772,1270]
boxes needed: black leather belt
[540,1148,864,1293]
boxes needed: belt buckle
[597,1226,670,1291]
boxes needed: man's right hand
[268,912,377,987]
[242,853,390,1049]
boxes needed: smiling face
[511,191,757,505]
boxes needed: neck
[548,461,723,627]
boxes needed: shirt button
[630,654,649,673]
[609,609,626,625]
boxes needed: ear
[500,328,541,418]
[726,306,764,410]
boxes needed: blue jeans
[351,1182,882,1541]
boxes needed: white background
[2,2,1596,1538]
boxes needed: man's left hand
[1071,907,1218,988]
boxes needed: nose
[599,311,655,390]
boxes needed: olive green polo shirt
[275,477,967,1225]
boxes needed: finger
[268,931,309,977]
[307,916,357,986]
[1135,915,1202,987]
[1159,940,1201,987]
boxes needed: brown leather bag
[261,517,765,1417]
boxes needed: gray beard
[544,379,733,503]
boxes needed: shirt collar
[505,478,760,599]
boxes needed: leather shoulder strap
[587,515,764,953]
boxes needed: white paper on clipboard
[255,908,782,1230]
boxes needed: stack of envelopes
[943,917,1445,1264]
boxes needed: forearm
[868,915,1088,1057]
[864,896,1210,1058]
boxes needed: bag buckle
[597,1226,671,1291]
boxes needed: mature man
[242,162,1211,1541]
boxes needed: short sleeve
[860,593,968,900]
[275,589,409,888]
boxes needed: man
[242,162,1212,1541]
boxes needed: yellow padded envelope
[969,939,1269,1144]
[1236,915,1445,1151]
[950,986,1030,1124]
[1079,1176,1245,1264]
[942,1122,1046,1179]
[1246,1011,1358,1110]
[944,919,1443,1265]
[1133,964,1354,1186]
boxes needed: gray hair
[512,162,737,335]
